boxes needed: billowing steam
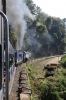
[25,51,31,59]
[6,0,34,50]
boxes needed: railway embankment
[18,66,31,100]
[9,63,31,100]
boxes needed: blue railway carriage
[0,44,2,100]
[0,1,4,100]
[15,50,23,66]
[0,0,16,99]
[8,41,15,81]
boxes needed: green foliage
[37,79,66,100]
[45,16,52,30]
[23,0,66,57]
[26,57,66,100]
[38,81,61,100]
[26,0,37,14]
[59,55,66,67]
[36,24,47,34]
[24,33,29,40]
[9,26,17,48]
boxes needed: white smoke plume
[6,0,34,50]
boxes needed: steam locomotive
[0,0,28,100]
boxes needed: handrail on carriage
[0,11,9,100]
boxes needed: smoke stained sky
[6,0,34,50]
[32,0,66,19]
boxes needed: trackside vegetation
[26,56,66,100]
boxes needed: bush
[38,81,62,100]
[59,55,66,67]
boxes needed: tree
[49,18,66,54]
[38,81,61,100]
[23,0,66,57]
[36,24,47,35]
[26,0,37,14]
[9,26,17,48]
[45,16,52,30]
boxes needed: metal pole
[0,11,9,100]
[2,0,6,14]
[5,16,9,100]
[57,46,59,72]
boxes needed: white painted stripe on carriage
[9,63,15,80]
[9,67,16,95]
[9,63,15,72]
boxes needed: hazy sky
[32,0,66,19]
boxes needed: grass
[26,57,66,100]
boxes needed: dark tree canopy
[22,0,66,57]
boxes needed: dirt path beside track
[46,56,61,65]
[9,63,26,100]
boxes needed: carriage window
[19,54,22,57]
